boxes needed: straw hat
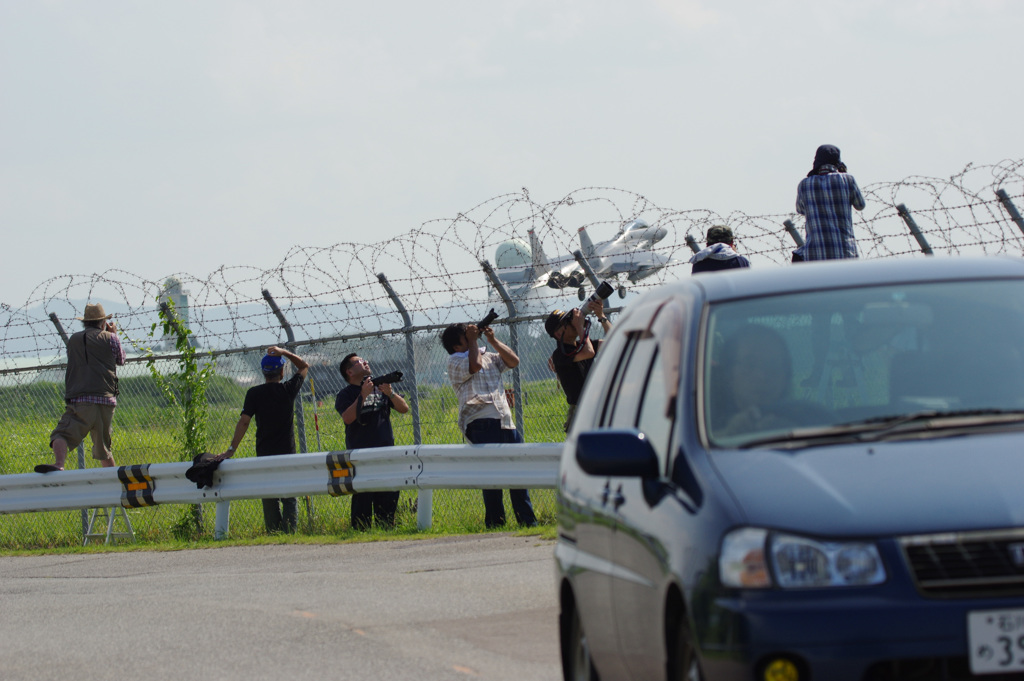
[76,303,112,322]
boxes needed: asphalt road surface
[0,534,560,681]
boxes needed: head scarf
[808,144,842,177]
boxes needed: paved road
[0,535,560,681]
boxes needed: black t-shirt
[551,339,602,406]
[335,383,396,449]
[241,372,305,456]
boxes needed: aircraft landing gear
[577,287,586,302]
[617,285,627,299]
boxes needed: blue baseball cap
[261,354,287,374]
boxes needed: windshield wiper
[735,409,1024,449]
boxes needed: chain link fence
[2,159,1024,547]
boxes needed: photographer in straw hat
[36,303,126,473]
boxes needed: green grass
[0,377,570,551]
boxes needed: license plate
[968,609,1024,674]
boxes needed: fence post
[47,313,88,540]
[685,235,700,253]
[572,249,601,289]
[896,204,934,255]
[481,260,524,437]
[377,272,430,531]
[262,289,314,530]
[783,219,806,247]
[996,189,1024,239]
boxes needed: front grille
[901,529,1024,597]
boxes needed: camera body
[477,308,499,329]
[370,370,403,386]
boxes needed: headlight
[720,528,886,589]
[771,533,886,588]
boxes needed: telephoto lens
[477,308,499,329]
[370,370,403,386]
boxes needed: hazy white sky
[1,0,1019,307]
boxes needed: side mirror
[575,429,660,478]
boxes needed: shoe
[34,464,63,473]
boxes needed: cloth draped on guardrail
[0,443,563,515]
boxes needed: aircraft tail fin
[578,226,596,260]
[528,230,548,269]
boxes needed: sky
[1,0,1020,309]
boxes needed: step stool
[83,506,135,546]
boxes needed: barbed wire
[2,159,1023,364]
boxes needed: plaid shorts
[50,402,115,460]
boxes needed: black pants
[464,419,537,529]
[351,491,400,530]
[262,497,297,534]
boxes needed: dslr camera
[370,370,403,386]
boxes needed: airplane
[493,219,672,301]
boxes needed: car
[555,256,1024,681]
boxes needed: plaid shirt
[70,333,126,407]
[447,348,513,434]
[795,170,866,260]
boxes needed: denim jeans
[463,418,537,528]
[262,497,297,534]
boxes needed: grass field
[0,376,569,550]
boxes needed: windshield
[702,279,1024,448]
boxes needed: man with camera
[36,303,126,473]
[546,298,612,432]
[440,318,537,529]
[335,353,409,530]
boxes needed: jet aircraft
[493,219,672,300]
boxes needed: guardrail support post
[896,204,934,255]
[377,272,430,530]
[262,289,314,529]
[996,189,1024,239]
[481,260,524,437]
[214,500,230,539]
[48,312,88,540]
[783,219,806,247]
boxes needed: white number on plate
[968,609,1024,674]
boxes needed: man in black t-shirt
[219,346,309,534]
[546,299,612,432]
[335,352,410,530]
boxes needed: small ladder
[83,506,135,546]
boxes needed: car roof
[670,255,1024,303]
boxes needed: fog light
[764,658,799,681]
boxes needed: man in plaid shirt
[794,144,866,260]
[441,321,537,529]
[36,303,126,473]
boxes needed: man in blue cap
[219,345,308,534]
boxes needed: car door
[605,299,691,680]
[562,300,664,680]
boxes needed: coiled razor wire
[2,159,1023,365]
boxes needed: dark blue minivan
[556,257,1024,681]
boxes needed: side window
[635,348,673,473]
[604,333,657,429]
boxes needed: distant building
[160,277,192,350]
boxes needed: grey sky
[1,0,1018,307]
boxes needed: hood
[711,431,1024,537]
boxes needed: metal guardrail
[0,443,563,516]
